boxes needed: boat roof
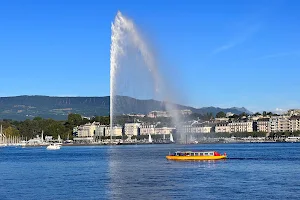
[175,150,216,153]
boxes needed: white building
[95,125,107,137]
[76,122,97,138]
[154,127,175,135]
[183,125,193,133]
[257,118,270,132]
[147,111,170,118]
[74,122,123,141]
[270,116,289,132]
[104,126,123,137]
[124,123,141,136]
[140,124,155,135]
[183,124,212,133]
[290,116,300,132]
[215,123,231,133]
[228,121,253,133]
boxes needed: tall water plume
[110,11,184,142]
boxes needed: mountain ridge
[0,95,252,120]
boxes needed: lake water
[1,143,300,200]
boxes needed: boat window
[209,152,214,156]
[200,153,204,156]
[191,153,194,156]
[204,152,209,156]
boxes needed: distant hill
[0,95,252,120]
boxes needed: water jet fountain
[110,11,184,143]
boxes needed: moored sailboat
[148,134,153,143]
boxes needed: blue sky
[0,0,299,112]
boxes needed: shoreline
[6,140,298,148]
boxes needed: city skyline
[1,0,300,112]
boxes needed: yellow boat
[166,151,227,161]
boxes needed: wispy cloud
[212,43,236,54]
[212,24,260,55]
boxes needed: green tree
[263,111,267,116]
[254,112,261,116]
[4,126,20,137]
[33,117,43,121]
[239,112,248,118]
[67,113,82,126]
[267,112,274,116]
[202,112,214,120]
[216,111,226,118]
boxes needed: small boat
[46,143,61,150]
[170,133,174,143]
[166,151,227,161]
[148,134,153,143]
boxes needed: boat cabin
[173,151,220,156]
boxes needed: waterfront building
[154,127,175,135]
[73,122,121,143]
[289,116,300,132]
[124,123,141,136]
[182,124,212,133]
[198,126,212,133]
[257,118,270,132]
[182,125,193,133]
[76,122,97,138]
[228,121,253,133]
[215,123,230,133]
[95,125,107,137]
[279,117,290,132]
[269,116,279,132]
[104,126,123,137]
[139,124,155,135]
[269,116,290,132]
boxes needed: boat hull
[166,155,227,161]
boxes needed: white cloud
[212,24,260,55]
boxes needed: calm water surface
[1,143,300,200]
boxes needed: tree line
[0,114,110,140]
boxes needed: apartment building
[228,121,253,133]
[215,123,230,133]
[257,118,270,132]
[290,116,300,132]
[124,123,141,136]
[270,116,290,132]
